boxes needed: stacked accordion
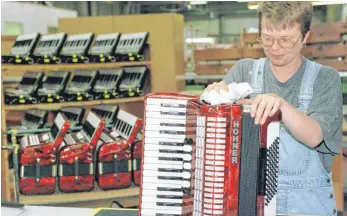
[139,93,281,216]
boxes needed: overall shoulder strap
[298,60,322,112]
[250,58,266,98]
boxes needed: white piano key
[141,203,183,211]
[142,176,190,187]
[146,98,188,106]
[145,125,193,132]
[144,144,184,151]
[143,169,185,178]
[142,162,183,170]
[146,117,196,125]
[141,182,182,190]
[144,158,183,166]
[146,105,188,113]
[142,196,183,204]
[141,208,182,215]
[142,189,183,197]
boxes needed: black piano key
[159,142,184,147]
[157,168,182,173]
[160,123,185,127]
[156,202,182,207]
[158,157,182,162]
[157,187,181,192]
[160,111,186,116]
[159,149,184,154]
[158,176,182,181]
[159,130,185,135]
[157,195,183,199]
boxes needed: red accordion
[19,113,70,195]
[96,110,143,190]
[139,93,281,216]
[58,112,105,193]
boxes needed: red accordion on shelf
[139,93,281,216]
[96,109,143,190]
[19,113,70,195]
[58,112,105,193]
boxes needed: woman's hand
[237,93,283,125]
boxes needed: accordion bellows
[139,93,281,216]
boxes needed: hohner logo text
[232,120,239,164]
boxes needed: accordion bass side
[139,93,281,216]
[96,110,143,190]
[19,113,70,195]
[58,112,105,193]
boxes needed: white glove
[200,82,253,105]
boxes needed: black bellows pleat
[238,112,260,216]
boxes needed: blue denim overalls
[250,58,337,216]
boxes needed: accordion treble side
[139,93,281,216]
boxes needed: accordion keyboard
[11,33,40,56]
[89,33,120,55]
[91,104,119,125]
[61,33,94,56]
[33,33,66,57]
[99,132,115,143]
[141,97,197,216]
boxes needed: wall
[184,7,331,44]
[1,1,77,35]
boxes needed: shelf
[4,97,144,111]
[19,186,139,205]
[1,61,151,72]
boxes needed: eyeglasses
[257,35,302,50]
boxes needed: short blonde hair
[258,2,313,38]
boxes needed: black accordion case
[58,107,85,128]
[62,69,98,102]
[118,66,150,98]
[4,71,44,105]
[32,32,67,64]
[92,68,124,99]
[37,71,71,103]
[91,104,119,126]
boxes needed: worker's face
[260,18,309,67]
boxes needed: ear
[302,30,310,45]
